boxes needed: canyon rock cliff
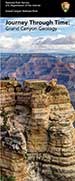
[0,79,75,181]
[1,53,75,108]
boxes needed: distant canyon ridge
[1,53,75,107]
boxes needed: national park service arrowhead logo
[61,1,70,13]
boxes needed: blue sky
[0,17,75,53]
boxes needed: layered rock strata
[0,79,75,181]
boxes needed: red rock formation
[0,79,75,181]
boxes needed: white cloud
[17,36,33,49]
[0,36,15,49]
[0,34,75,53]
[49,34,66,40]
[18,36,32,45]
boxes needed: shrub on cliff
[7,176,15,181]
[1,108,10,132]
[0,176,15,181]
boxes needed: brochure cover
[0,1,75,181]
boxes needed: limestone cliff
[0,79,75,181]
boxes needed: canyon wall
[0,79,75,181]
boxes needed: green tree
[7,176,15,181]
[0,176,15,181]
[0,175,5,181]
[1,108,9,131]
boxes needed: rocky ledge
[0,79,75,181]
